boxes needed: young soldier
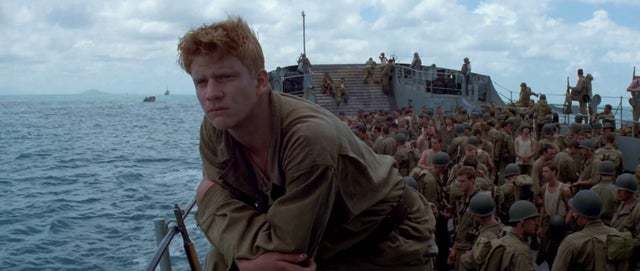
[536,163,571,268]
[448,167,480,271]
[185,17,435,271]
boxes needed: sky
[1,0,639,105]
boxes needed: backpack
[595,148,622,170]
[479,242,507,271]
[590,231,634,271]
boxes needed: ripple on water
[48,218,74,235]
[2,95,206,270]
[115,172,144,183]
[14,152,52,160]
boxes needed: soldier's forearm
[197,165,338,261]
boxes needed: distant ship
[143,96,156,102]
[164,87,170,96]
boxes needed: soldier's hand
[237,253,316,271]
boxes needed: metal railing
[147,199,200,271]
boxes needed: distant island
[78,89,111,95]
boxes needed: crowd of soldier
[341,102,640,271]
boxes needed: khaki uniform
[611,198,640,269]
[578,158,600,188]
[553,151,579,184]
[552,220,628,271]
[498,130,515,169]
[481,232,534,271]
[448,136,468,163]
[518,86,534,107]
[411,168,447,211]
[197,92,435,270]
[596,111,615,123]
[460,223,504,270]
[573,76,588,114]
[395,145,414,177]
[452,196,479,271]
[363,59,376,84]
[611,199,640,235]
[533,101,552,137]
[591,181,619,224]
[373,135,397,155]
[497,182,516,222]
[594,145,623,174]
[381,63,394,95]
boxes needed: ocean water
[0,94,211,270]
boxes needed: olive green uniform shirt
[373,135,397,155]
[482,232,534,271]
[460,222,504,270]
[196,92,435,271]
[591,181,619,224]
[552,220,623,271]
[611,198,640,240]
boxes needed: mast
[302,11,306,56]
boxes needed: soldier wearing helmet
[460,193,504,270]
[393,132,414,177]
[410,151,452,270]
[594,133,623,175]
[481,200,539,270]
[552,139,581,185]
[552,190,628,271]
[573,139,599,190]
[611,173,640,230]
[497,163,521,222]
[590,161,620,224]
[611,173,640,271]
[533,94,552,138]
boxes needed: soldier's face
[542,167,555,181]
[431,139,441,150]
[457,175,474,192]
[191,53,268,130]
[616,190,632,202]
[522,217,538,235]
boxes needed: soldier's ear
[256,70,270,95]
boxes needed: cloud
[0,0,638,99]
[577,0,640,5]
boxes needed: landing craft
[269,62,504,115]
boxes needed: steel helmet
[569,190,603,219]
[504,163,521,178]
[508,200,539,223]
[468,193,496,217]
[598,161,616,176]
[615,173,638,193]
[431,152,450,166]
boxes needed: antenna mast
[302,11,306,55]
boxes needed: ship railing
[147,199,201,271]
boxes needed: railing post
[620,96,623,130]
[154,219,172,271]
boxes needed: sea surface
[1,94,637,271]
[0,94,211,270]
